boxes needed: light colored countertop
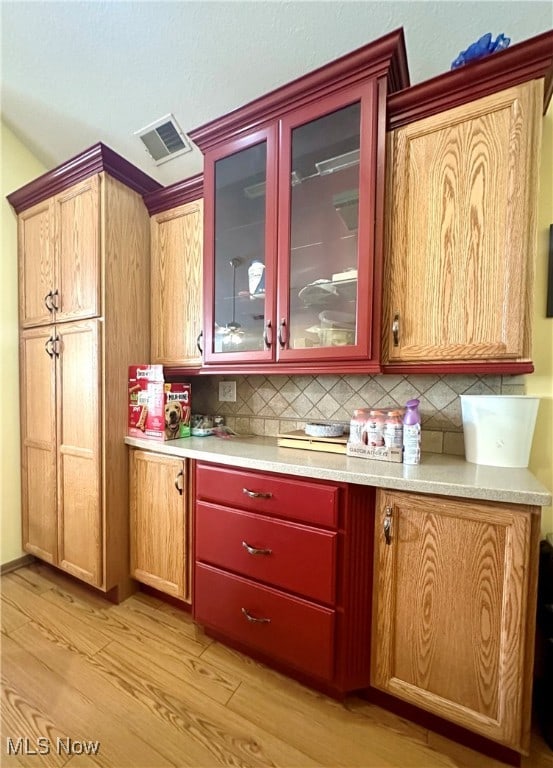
[124,435,552,507]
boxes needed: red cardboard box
[128,365,191,440]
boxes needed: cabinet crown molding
[7,142,162,214]
[188,28,409,153]
[143,173,203,215]
[388,29,553,130]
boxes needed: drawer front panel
[196,463,339,527]
[195,563,335,681]
[196,502,337,603]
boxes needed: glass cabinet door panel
[277,83,376,362]
[211,140,271,356]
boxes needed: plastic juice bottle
[366,409,385,446]
[384,410,403,449]
[403,398,421,465]
[349,408,370,445]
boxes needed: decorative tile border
[191,373,526,455]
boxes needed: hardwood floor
[1,563,551,768]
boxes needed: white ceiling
[2,1,552,187]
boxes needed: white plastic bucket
[460,395,539,468]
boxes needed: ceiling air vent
[135,114,192,166]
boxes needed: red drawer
[196,463,339,528]
[196,502,337,604]
[194,563,335,681]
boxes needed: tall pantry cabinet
[9,143,160,600]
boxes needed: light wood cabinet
[20,320,102,583]
[150,199,203,367]
[129,450,190,602]
[371,488,540,752]
[382,80,542,367]
[11,148,155,600]
[19,176,100,328]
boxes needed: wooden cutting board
[277,430,348,454]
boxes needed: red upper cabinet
[190,29,409,374]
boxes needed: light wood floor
[1,563,552,768]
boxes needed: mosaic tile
[304,379,327,404]
[444,431,466,456]
[421,430,444,454]
[317,393,341,419]
[424,380,458,410]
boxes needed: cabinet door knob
[263,320,272,349]
[241,607,271,624]
[174,469,184,495]
[242,487,272,499]
[384,506,393,545]
[51,289,60,312]
[278,319,288,348]
[44,291,54,312]
[392,313,400,347]
[196,331,203,354]
[242,540,272,556]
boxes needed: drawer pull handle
[242,540,272,556]
[242,488,272,499]
[241,607,271,624]
[174,469,184,495]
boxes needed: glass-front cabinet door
[203,127,277,363]
[276,82,377,363]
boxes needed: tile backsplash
[190,373,526,456]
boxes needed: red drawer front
[196,502,337,604]
[194,563,335,681]
[196,463,339,528]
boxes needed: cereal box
[128,365,191,441]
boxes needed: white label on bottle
[403,423,421,464]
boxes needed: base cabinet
[194,462,374,693]
[129,450,191,602]
[371,488,540,752]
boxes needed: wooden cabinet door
[19,327,57,562]
[383,81,542,363]
[130,451,189,601]
[56,319,102,586]
[54,176,101,323]
[151,200,203,366]
[18,199,55,328]
[371,489,537,751]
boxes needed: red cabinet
[189,30,409,374]
[194,462,375,693]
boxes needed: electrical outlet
[218,381,236,402]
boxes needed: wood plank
[1,573,110,656]
[2,631,172,768]
[96,640,320,767]
[227,680,457,768]
[0,598,31,635]
[8,622,235,767]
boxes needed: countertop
[124,434,552,507]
